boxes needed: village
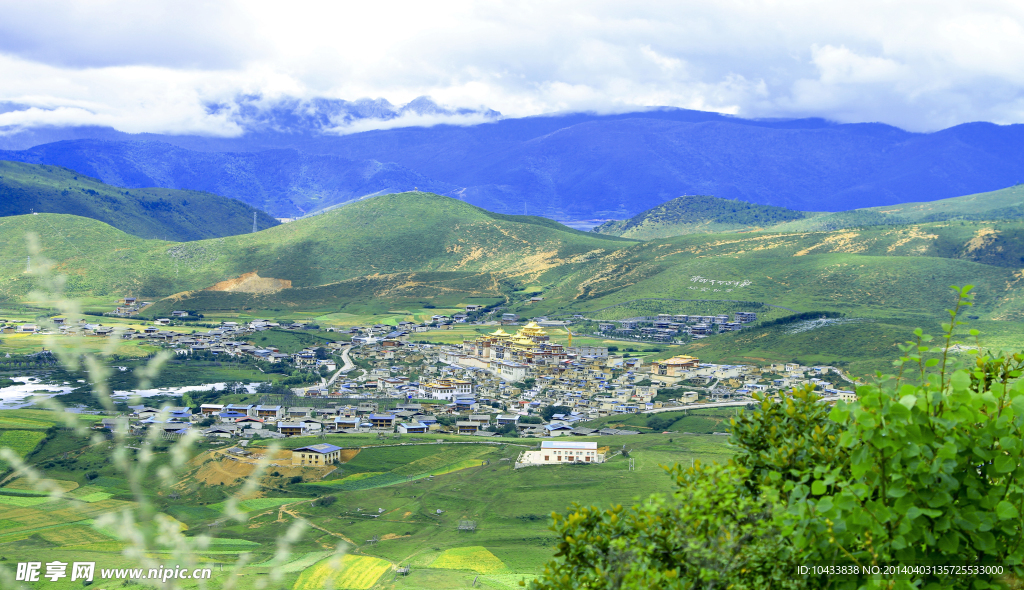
[71,302,859,444]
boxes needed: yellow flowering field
[292,554,391,589]
[429,546,508,574]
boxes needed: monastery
[464,322,567,367]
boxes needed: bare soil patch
[206,272,292,294]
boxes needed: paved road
[323,345,356,389]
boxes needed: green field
[0,406,735,589]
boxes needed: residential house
[397,422,429,434]
[292,443,343,466]
[456,421,480,435]
[255,405,284,419]
[368,414,396,430]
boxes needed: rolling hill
[592,195,809,239]
[0,160,278,241]
[0,191,1020,323]
[0,192,633,308]
[2,108,1024,220]
[3,191,1024,374]
[596,184,1024,238]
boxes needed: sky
[0,0,1022,135]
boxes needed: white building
[518,440,605,466]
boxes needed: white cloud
[0,0,1022,133]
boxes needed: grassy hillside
[0,192,633,304]
[3,191,1023,368]
[593,195,808,239]
[0,160,278,241]
[596,185,1024,238]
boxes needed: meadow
[0,406,735,589]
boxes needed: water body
[0,376,74,409]
[0,378,263,410]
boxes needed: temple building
[464,322,566,366]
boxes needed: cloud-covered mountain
[206,95,502,136]
[1,107,1023,220]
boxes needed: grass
[209,497,308,513]
[292,554,391,589]
[3,192,1024,369]
[0,429,47,471]
[0,420,736,589]
[0,494,52,506]
[429,546,508,574]
[0,160,278,241]
[0,409,65,429]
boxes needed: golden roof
[489,329,510,336]
[522,321,541,329]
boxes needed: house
[465,305,482,311]
[422,379,474,399]
[255,405,284,419]
[397,422,429,434]
[200,404,225,415]
[316,359,337,372]
[235,417,264,429]
[292,443,344,466]
[16,324,39,333]
[412,415,438,428]
[333,417,362,431]
[456,421,480,435]
[467,414,491,425]
[203,426,237,439]
[133,406,162,420]
[217,411,248,423]
[155,318,171,326]
[368,414,396,429]
[287,407,313,419]
[226,404,255,416]
[544,423,575,437]
[276,422,308,436]
[172,311,190,318]
[496,414,520,426]
[520,441,605,465]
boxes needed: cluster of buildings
[596,312,758,341]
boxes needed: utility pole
[252,212,257,233]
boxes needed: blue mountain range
[1,101,1022,221]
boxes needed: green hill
[0,160,278,241]
[596,185,1024,238]
[0,192,633,308]
[593,195,808,239]
[3,191,1024,374]
[750,184,1024,233]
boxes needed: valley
[2,184,1023,589]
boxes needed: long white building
[518,440,605,466]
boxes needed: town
[55,301,859,444]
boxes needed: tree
[531,286,1024,590]
[540,405,571,421]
